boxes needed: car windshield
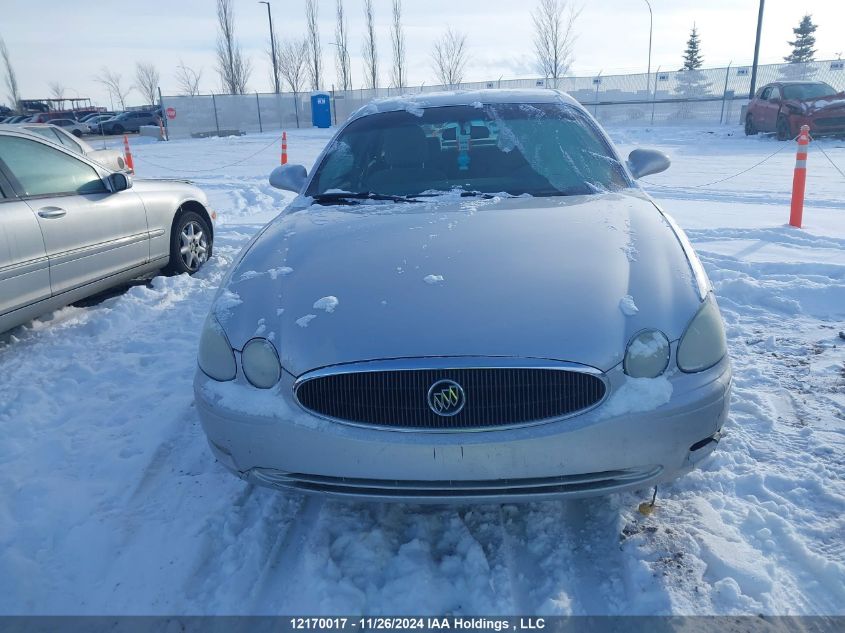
[305,103,630,200]
[782,83,838,100]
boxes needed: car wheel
[745,114,756,136]
[112,124,124,135]
[167,211,212,275]
[776,116,791,141]
[72,129,82,137]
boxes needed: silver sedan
[0,128,215,333]
[194,90,731,502]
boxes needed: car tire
[776,116,791,141]
[744,114,756,136]
[112,124,124,135]
[72,130,82,137]
[166,210,212,275]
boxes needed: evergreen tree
[682,25,704,70]
[675,24,710,117]
[784,14,817,64]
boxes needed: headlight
[677,295,727,372]
[198,315,236,381]
[624,329,670,378]
[242,338,281,389]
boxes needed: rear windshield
[306,103,630,199]
[782,83,838,100]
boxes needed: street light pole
[749,0,765,99]
[259,1,280,94]
[643,0,653,95]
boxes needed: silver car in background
[195,90,731,502]
[0,123,128,172]
[0,129,215,333]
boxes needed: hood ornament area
[427,379,466,416]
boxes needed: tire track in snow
[250,494,325,613]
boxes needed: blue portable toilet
[310,92,332,128]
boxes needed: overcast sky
[3,0,844,107]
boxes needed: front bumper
[194,356,731,503]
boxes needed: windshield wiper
[311,191,424,205]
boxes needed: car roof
[349,89,582,121]
[0,123,94,152]
[769,80,831,85]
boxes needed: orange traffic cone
[281,131,288,165]
[123,134,135,174]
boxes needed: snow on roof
[348,89,582,121]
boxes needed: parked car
[84,114,117,133]
[100,110,161,134]
[1,123,127,172]
[45,118,88,137]
[79,111,114,123]
[746,80,845,140]
[0,128,215,333]
[4,115,27,124]
[194,90,731,503]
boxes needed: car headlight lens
[677,295,727,372]
[197,315,236,381]
[242,338,281,389]
[624,329,671,378]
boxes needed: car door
[762,85,782,131]
[0,134,149,296]
[0,170,50,316]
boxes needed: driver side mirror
[269,164,307,193]
[627,149,670,180]
[108,172,132,192]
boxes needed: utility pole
[260,1,280,94]
[749,0,765,99]
[643,0,653,96]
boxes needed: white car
[46,118,89,137]
[0,123,128,172]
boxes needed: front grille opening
[295,367,606,430]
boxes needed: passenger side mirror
[269,164,308,193]
[108,172,132,192]
[627,149,670,179]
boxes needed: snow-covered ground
[1,124,844,615]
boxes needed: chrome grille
[294,367,606,430]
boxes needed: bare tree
[532,0,581,88]
[48,81,65,101]
[305,0,322,90]
[390,0,406,89]
[362,0,378,89]
[134,62,160,106]
[334,0,351,91]
[96,67,132,110]
[175,61,203,96]
[431,29,468,87]
[215,0,251,94]
[277,37,308,127]
[0,35,20,110]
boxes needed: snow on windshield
[307,103,630,200]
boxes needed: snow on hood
[216,191,704,376]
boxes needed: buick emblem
[427,379,465,417]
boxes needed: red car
[745,81,845,140]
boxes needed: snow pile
[313,296,339,313]
[424,274,445,285]
[619,294,639,316]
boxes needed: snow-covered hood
[217,192,705,376]
[791,92,845,114]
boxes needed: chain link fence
[161,59,845,139]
